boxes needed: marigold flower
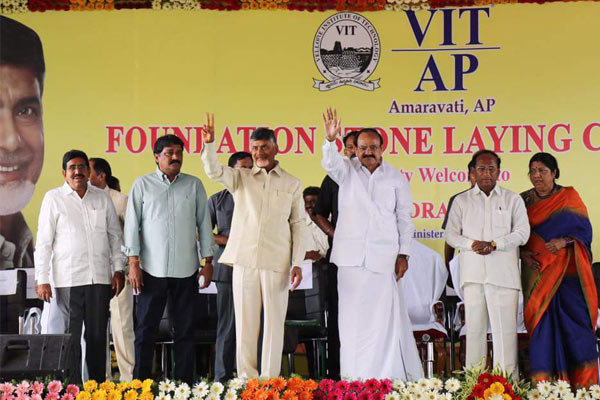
[93,390,108,400]
[287,379,304,393]
[248,380,260,391]
[304,381,318,392]
[125,390,138,400]
[101,383,116,392]
[77,393,92,400]
[298,392,313,400]
[108,390,122,400]
[130,381,143,391]
[117,384,129,393]
[85,383,99,393]
[139,393,153,400]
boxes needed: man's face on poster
[0,64,44,216]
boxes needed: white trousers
[463,283,519,376]
[338,266,423,380]
[106,281,135,381]
[232,265,288,378]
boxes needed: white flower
[393,380,406,391]
[429,378,443,393]
[417,379,432,392]
[400,390,412,400]
[206,395,220,400]
[160,380,177,394]
[589,386,600,400]
[538,382,553,397]
[385,393,400,400]
[440,394,452,400]
[489,395,504,400]
[210,382,225,396]
[575,389,589,400]
[406,382,420,394]
[157,395,173,400]
[193,383,210,400]
[425,393,436,400]
[563,394,576,400]
[414,393,425,400]
[224,390,237,400]
[444,379,461,394]
[527,389,541,400]
[228,379,244,392]
[175,383,192,400]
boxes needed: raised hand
[202,113,215,144]
[322,107,341,142]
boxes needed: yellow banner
[6,5,600,257]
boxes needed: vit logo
[392,8,498,92]
[313,12,381,91]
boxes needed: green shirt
[123,168,215,278]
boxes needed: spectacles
[67,164,88,172]
[476,166,498,174]
[528,167,552,176]
[358,145,381,152]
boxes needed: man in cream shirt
[445,149,530,376]
[200,114,306,378]
[89,157,134,382]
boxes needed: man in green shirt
[123,134,215,384]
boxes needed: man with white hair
[0,16,45,270]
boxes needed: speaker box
[0,334,72,380]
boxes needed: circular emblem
[313,12,380,84]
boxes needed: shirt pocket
[89,208,107,231]
[492,209,511,235]
[272,190,293,218]
[374,186,396,213]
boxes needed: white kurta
[322,140,423,380]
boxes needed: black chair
[0,269,27,334]
[154,299,175,379]
[284,262,328,378]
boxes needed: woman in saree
[521,152,598,388]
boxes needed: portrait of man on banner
[0,16,45,270]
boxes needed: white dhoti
[338,265,424,380]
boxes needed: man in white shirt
[444,149,530,376]
[200,114,306,378]
[321,108,423,380]
[89,157,134,382]
[34,150,125,383]
[303,187,329,262]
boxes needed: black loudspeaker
[0,334,72,380]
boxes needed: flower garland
[1,0,597,13]
[0,0,28,13]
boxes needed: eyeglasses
[476,166,498,174]
[358,145,381,152]
[528,167,552,176]
[67,164,88,172]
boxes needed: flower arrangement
[73,379,155,400]
[0,379,80,400]
[453,365,529,400]
[3,373,600,400]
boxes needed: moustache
[169,160,181,165]
[74,174,85,179]
[0,149,33,166]
[362,155,375,159]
